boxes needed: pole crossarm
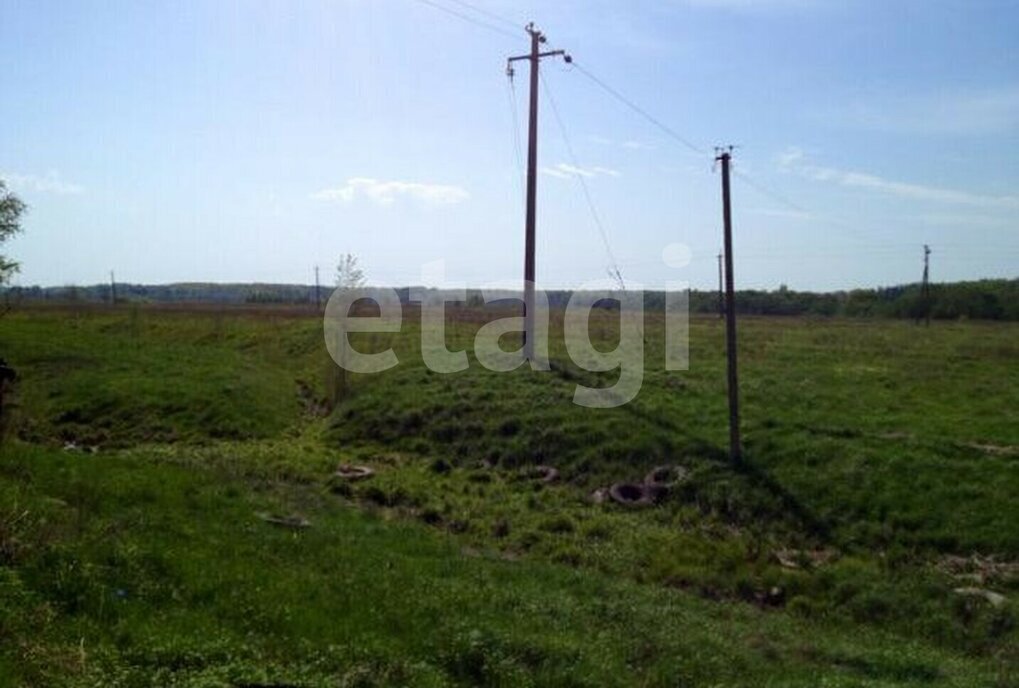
[508,50,566,63]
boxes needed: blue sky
[2,0,1017,290]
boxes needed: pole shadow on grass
[548,359,833,542]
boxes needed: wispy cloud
[311,178,469,206]
[2,170,84,195]
[915,212,1014,229]
[541,163,621,180]
[821,87,1019,136]
[778,147,1019,210]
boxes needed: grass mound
[0,310,320,446]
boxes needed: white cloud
[2,170,83,195]
[311,177,469,206]
[915,213,1013,229]
[622,140,653,150]
[541,163,621,180]
[777,147,1019,210]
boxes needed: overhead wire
[408,0,520,39]
[732,168,810,217]
[443,0,521,31]
[505,72,526,210]
[540,70,626,290]
[565,61,890,246]
[569,61,709,158]
[730,166,885,243]
[404,4,1008,283]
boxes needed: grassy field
[1,305,1016,686]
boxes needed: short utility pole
[922,244,931,327]
[716,147,741,463]
[315,265,321,312]
[507,24,570,361]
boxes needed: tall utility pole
[315,265,321,311]
[717,250,725,319]
[716,148,741,463]
[507,24,570,360]
[110,270,117,306]
[922,244,931,327]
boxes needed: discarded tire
[643,465,688,487]
[644,483,668,503]
[527,465,560,483]
[772,548,837,570]
[334,464,374,481]
[257,512,311,529]
[953,587,1007,609]
[608,482,653,507]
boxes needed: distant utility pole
[507,23,570,361]
[717,250,725,319]
[922,244,931,327]
[315,265,321,312]
[110,270,117,306]
[716,148,741,463]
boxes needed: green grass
[0,444,1010,687]
[0,307,316,446]
[0,306,1016,685]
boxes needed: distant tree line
[680,279,1019,321]
[3,278,1017,321]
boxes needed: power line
[728,163,915,248]
[408,0,519,39]
[444,0,520,30]
[732,168,810,216]
[505,71,526,210]
[566,60,922,248]
[540,71,626,290]
[566,59,895,250]
[406,4,879,255]
[569,61,708,157]
[565,59,882,247]
[403,5,1011,289]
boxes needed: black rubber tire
[334,464,375,481]
[643,465,688,487]
[609,482,652,507]
[529,465,560,483]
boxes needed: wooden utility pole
[315,265,321,312]
[507,24,569,360]
[922,244,931,327]
[716,148,741,463]
[717,250,725,319]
